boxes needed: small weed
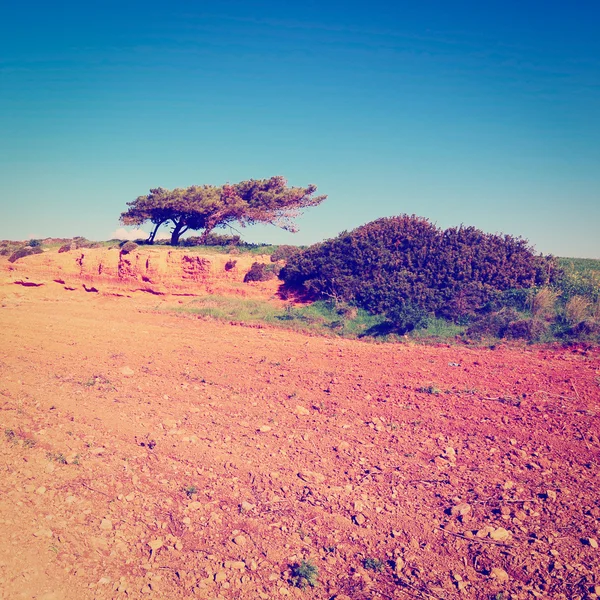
[4,428,17,444]
[416,385,441,395]
[46,452,68,464]
[184,484,198,498]
[22,438,37,449]
[363,557,384,572]
[403,452,415,458]
[291,559,319,589]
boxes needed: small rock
[100,519,113,531]
[98,577,111,585]
[233,535,247,547]
[148,539,163,551]
[298,470,326,485]
[258,425,272,433]
[121,366,135,377]
[214,571,227,583]
[354,513,366,526]
[586,537,599,549]
[240,501,255,512]
[294,405,310,416]
[545,490,557,502]
[490,567,509,583]
[450,503,471,517]
[489,527,512,541]
[394,558,405,574]
[336,441,350,451]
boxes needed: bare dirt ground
[0,249,599,600]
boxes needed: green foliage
[120,176,326,246]
[168,296,385,338]
[27,239,42,247]
[184,485,198,498]
[466,308,522,339]
[8,246,43,262]
[363,558,384,572]
[385,302,428,334]
[291,560,319,588]
[281,215,559,322]
[183,233,241,247]
[270,245,301,262]
[243,262,279,282]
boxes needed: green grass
[410,316,466,340]
[166,296,386,338]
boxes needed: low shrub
[270,245,300,262]
[120,241,138,255]
[385,302,428,334]
[244,262,279,282]
[466,308,521,339]
[563,296,591,325]
[505,318,549,341]
[8,246,43,263]
[291,560,318,589]
[58,244,72,253]
[224,259,237,271]
[27,239,42,247]
[183,234,241,247]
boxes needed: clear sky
[1,0,599,257]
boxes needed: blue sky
[1,1,599,257]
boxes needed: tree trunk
[147,222,161,244]
[170,221,188,246]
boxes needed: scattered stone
[121,366,135,377]
[394,558,405,574]
[233,534,247,547]
[98,576,111,585]
[354,513,366,526]
[451,503,471,517]
[33,529,53,538]
[258,425,272,433]
[585,537,599,549]
[298,470,326,485]
[336,441,350,451]
[294,405,310,416]
[100,518,113,531]
[214,571,227,583]
[490,568,509,583]
[148,539,163,551]
[240,501,255,512]
[545,490,557,502]
[489,527,512,541]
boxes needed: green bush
[183,234,241,247]
[8,246,43,263]
[270,245,300,262]
[281,215,559,321]
[466,308,521,339]
[244,262,279,282]
[505,318,549,341]
[291,560,318,588]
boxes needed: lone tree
[120,176,326,246]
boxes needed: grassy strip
[166,296,387,338]
[163,296,469,342]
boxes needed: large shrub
[280,215,559,321]
[8,246,43,263]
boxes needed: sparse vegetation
[184,485,198,498]
[291,559,319,588]
[8,246,43,262]
[363,557,384,572]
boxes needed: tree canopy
[120,176,326,246]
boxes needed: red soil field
[0,248,599,599]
